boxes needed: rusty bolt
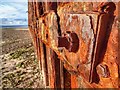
[58,31,79,53]
[96,64,110,78]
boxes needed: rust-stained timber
[28,1,49,87]
[28,1,119,88]
[40,43,49,87]
[46,48,56,88]
[46,48,62,88]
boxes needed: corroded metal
[96,64,110,78]
[28,1,119,88]
[58,31,79,52]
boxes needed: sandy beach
[1,28,44,88]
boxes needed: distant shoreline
[0,25,29,30]
[0,25,28,29]
[1,28,29,30]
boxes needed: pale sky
[0,0,28,19]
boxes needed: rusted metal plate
[58,12,100,82]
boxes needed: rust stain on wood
[28,1,119,88]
